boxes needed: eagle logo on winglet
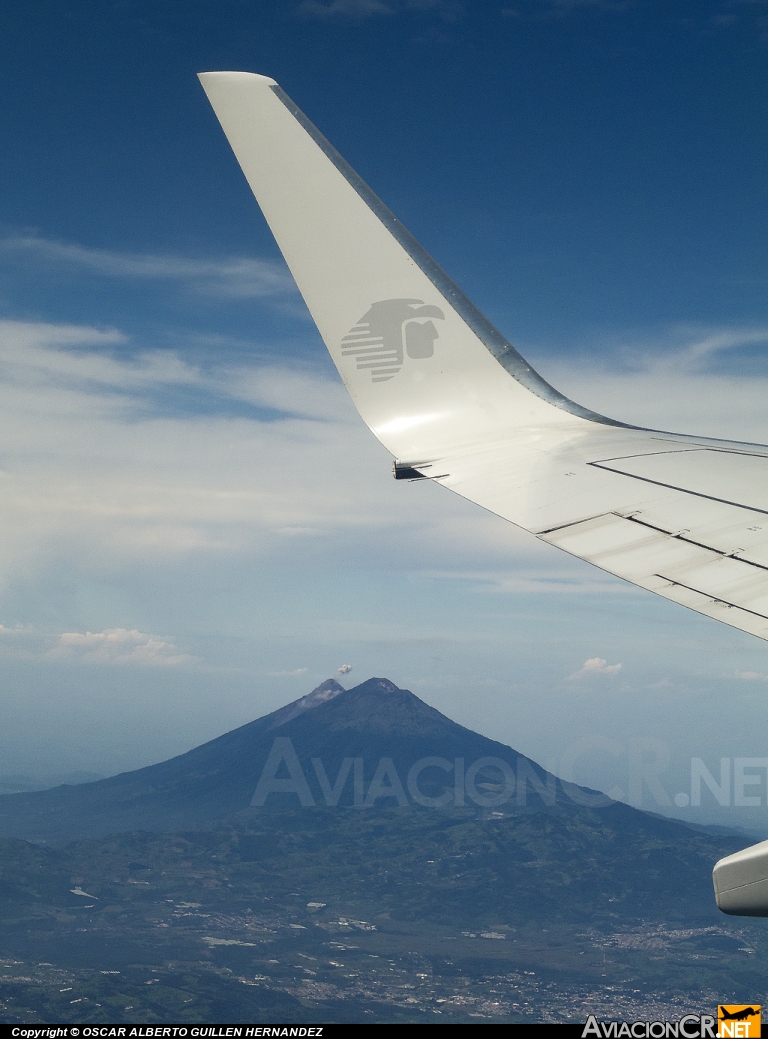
[341,299,445,383]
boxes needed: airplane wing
[199,71,768,645]
[199,71,768,917]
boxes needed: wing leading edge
[198,71,768,644]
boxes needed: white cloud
[566,657,622,681]
[421,564,631,597]
[544,0,631,11]
[338,664,353,674]
[0,318,575,584]
[0,320,355,420]
[47,628,197,667]
[297,0,461,18]
[616,324,768,379]
[735,669,768,682]
[0,236,294,299]
[0,319,197,398]
[539,323,768,443]
[269,667,309,677]
[223,363,359,422]
[298,0,393,16]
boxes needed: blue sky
[1,0,768,828]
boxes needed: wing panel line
[655,575,768,623]
[588,462,768,517]
[623,515,768,572]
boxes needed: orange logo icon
[718,1006,761,1038]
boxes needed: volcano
[0,677,586,843]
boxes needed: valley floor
[0,807,765,1023]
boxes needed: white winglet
[197,71,616,466]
